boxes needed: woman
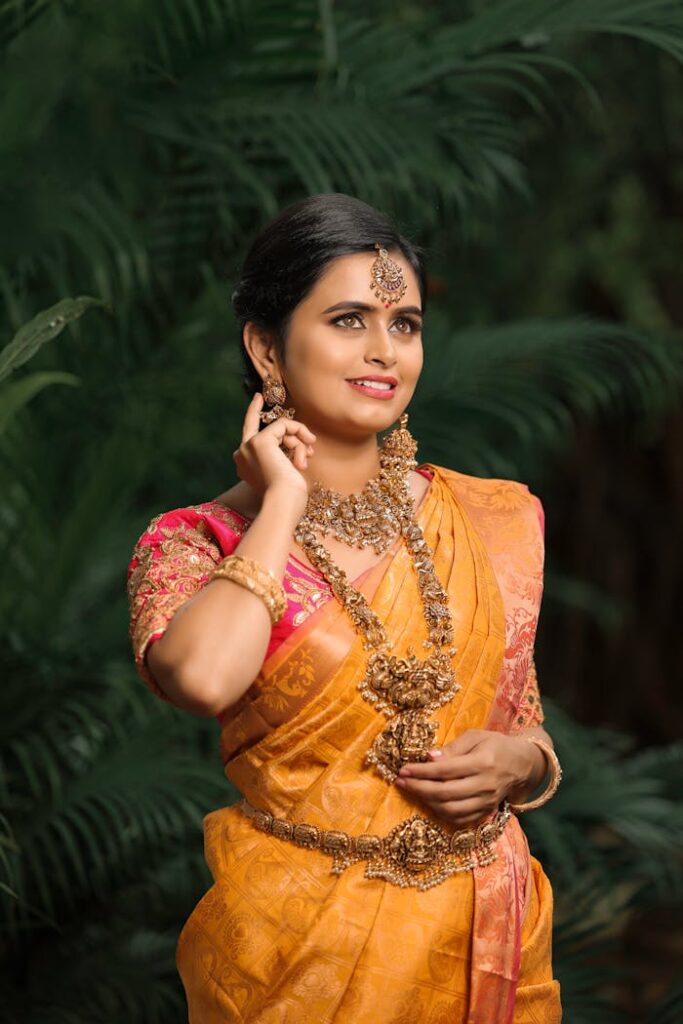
[128,194,562,1022]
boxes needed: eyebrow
[322,301,423,317]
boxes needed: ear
[242,322,281,383]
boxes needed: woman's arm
[147,481,305,717]
[146,392,316,717]
[504,725,555,805]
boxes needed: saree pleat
[177,466,561,1022]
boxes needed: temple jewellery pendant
[296,525,461,783]
[361,646,460,782]
[294,413,461,783]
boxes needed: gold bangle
[210,554,287,625]
[508,737,562,813]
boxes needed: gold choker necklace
[294,417,460,782]
[296,415,418,555]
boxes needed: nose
[364,324,398,368]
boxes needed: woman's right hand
[233,392,316,500]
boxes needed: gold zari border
[239,798,511,891]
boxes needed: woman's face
[276,250,424,437]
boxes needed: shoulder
[127,498,251,579]
[429,464,544,539]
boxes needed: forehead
[305,250,421,309]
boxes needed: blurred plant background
[2,1,683,1021]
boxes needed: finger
[398,753,482,781]
[396,775,487,803]
[395,775,488,804]
[291,442,308,472]
[242,393,264,444]
[435,798,497,825]
[281,437,314,468]
[432,806,492,828]
[266,418,317,445]
[438,730,491,758]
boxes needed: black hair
[231,193,427,396]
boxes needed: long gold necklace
[294,416,459,782]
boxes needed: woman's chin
[302,397,406,438]
[343,409,402,436]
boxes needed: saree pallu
[175,465,561,1023]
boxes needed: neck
[302,431,382,494]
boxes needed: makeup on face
[281,251,424,425]
[346,375,398,400]
[321,299,422,403]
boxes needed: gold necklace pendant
[364,710,440,783]
[296,525,460,782]
[358,648,459,716]
[294,428,461,783]
[359,648,459,782]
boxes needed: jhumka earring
[384,412,417,469]
[259,374,295,425]
[370,244,407,307]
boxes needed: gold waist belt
[239,798,512,892]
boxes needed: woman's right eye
[332,313,363,329]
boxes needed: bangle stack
[508,737,562,813]
[210,554,287,625]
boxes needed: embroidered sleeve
[127,509,241,702]
[510,656,545,732]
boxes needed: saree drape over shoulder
[127,466,561,1023]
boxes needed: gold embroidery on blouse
[283,561,331,626]
[128,502,338,699]
[128,515,241,699]
[189,501,250,535]
[511,656,545,731]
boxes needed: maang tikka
[370,244,407,308]
[259,374,295,425]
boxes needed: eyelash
[331,312,422,334]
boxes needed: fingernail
[428,749,443,758]
[395,778,406,787]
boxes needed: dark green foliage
[2,2,683,1020]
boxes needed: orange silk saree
[174,465,561,1022]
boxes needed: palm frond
[5,0,683,309]
[524,704,683,1019]
[3,678,230,934]
[0,296,103,382]
[0,372,79,434]
[440,0,683,62]
[412,312,683,475]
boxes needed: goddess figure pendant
[364,710,440,782]
[358,648,459,716]
[359,647,460,781]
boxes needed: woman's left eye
[392,317,420,334]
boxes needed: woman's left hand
[395,728,545,828]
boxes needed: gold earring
[259,374,295,425]
[382,412,418,468]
